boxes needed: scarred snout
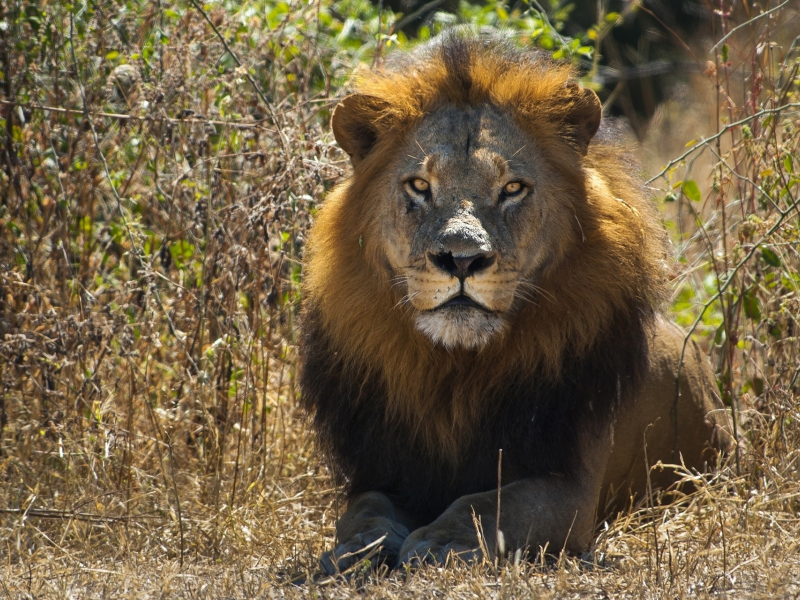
[427,207,497,279]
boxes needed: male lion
[300,30,734,572]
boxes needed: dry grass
[1,0,799,597]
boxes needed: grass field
[1,0,799,597]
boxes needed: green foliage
[681,179,702,203]
[654,21,800,415]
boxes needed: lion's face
[371,104,578,350]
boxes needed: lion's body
[600,320,733,511]
[300,31,734,570]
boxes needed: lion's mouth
[435,294,491,312]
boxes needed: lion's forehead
[409,104,532,189]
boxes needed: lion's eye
[502,181,524,196]
[409,178,430,194]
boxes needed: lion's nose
[429,251,496,279]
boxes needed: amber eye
[409,178,430,193]
[503,181,524,196]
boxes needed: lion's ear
[331,94,391,166]
[559,84,602,155]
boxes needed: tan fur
[600,319,735,513]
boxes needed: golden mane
[303,33,670,456]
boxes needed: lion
[300,30,735,572]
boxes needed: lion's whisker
[517,280,555,303]
[511,143,527,158]
[394,291,419,311]
[513,289,539,305]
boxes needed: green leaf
[7,221,21,237]
[781,273,800,291]
[105,50,119,60]
[783,178,800,196]
[169,240,195,269]
[682,179,702,202]
[742,292,761,321]
[24,5,41,32]
[747,377,764,396]
[784,155,794,173]
[761,247,781,267]
[721,43,728,62]
[713,323,725,345]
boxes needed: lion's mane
[300,32,670,522]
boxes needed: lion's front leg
[321,491,413,575]
[397,478,593,566]
[397,494,492,566]
[398,427,613,567]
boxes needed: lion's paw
[397,527,483,567]
[320,521,409,576]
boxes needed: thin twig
[636,4,697,60]
[0,508,162,523]
[0,100,278,131]
[495,448,503,561]
[706,146,783,214]
[709,0,790,53]
[646,103,800,185]
[186,0,290,156]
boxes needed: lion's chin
[414,308,506,350]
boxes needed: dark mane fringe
[439,33,473,97]
[301,300,650,524]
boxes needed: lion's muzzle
[428,251,497,281]
[406,213,514,349]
